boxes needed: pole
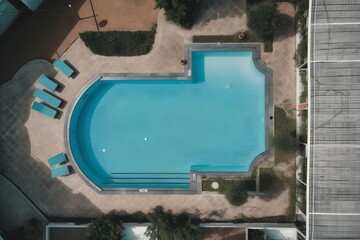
[89,0,99,32]
[68,4,81,20]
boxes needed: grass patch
[80,27,156,56]
[273,107,296,163]
[202,178,256,192]
[193,31,273,52]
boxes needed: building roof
[308,0,360,239]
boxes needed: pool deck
[0,3,295,219]
[64,43,273,194]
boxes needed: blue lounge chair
[53,58,74,77]
[48,153,67,167]
[33,88,62,108]
[51,165,70,178]
[31,101,57,118]
[38,74,58,92]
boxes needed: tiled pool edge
[63,43,273,194]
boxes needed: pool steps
[104,172,190,188]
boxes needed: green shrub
[247,3,278,40]
[295,37,307,66]
[83,214,123,240]
[193,31,273,52]
[146,206,200,240]
[224,181,248,206]
[296,0,309,36]
[155,0,201,29]
[80,28,156,56]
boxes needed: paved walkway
[0,3,295,220]
[263,3,297,116]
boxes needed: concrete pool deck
[0,3,295,219]
[64,43,273,193]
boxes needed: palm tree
[145,206,200,240]
[83,213,124,240]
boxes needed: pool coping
[64,43,273,194]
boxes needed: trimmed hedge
[80,28,156,56]
[193,31,273,52]
[235,214,291,223]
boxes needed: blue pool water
[69,51,266,188]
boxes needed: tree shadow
[274,13,296,42]
[259,173,287,202]
[0,0,87,84]
[0,60,102,237]
[193,0,246,27]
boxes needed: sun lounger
[38,74,58,92]
[31,101,57,118]
[53,58,74,77]
[48,153,67,167]
[51,165,70,178]
[33,88,62,108]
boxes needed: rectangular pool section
[68,47,270,191]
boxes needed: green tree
[83,214,123,240]
[248,229,265,240]
[155,0,201,29]
[247,3,278,40]
[145,206,200,240]
[224,181,248,206]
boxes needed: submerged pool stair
[103,173,191,188]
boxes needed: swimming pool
[67,45,271,191]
